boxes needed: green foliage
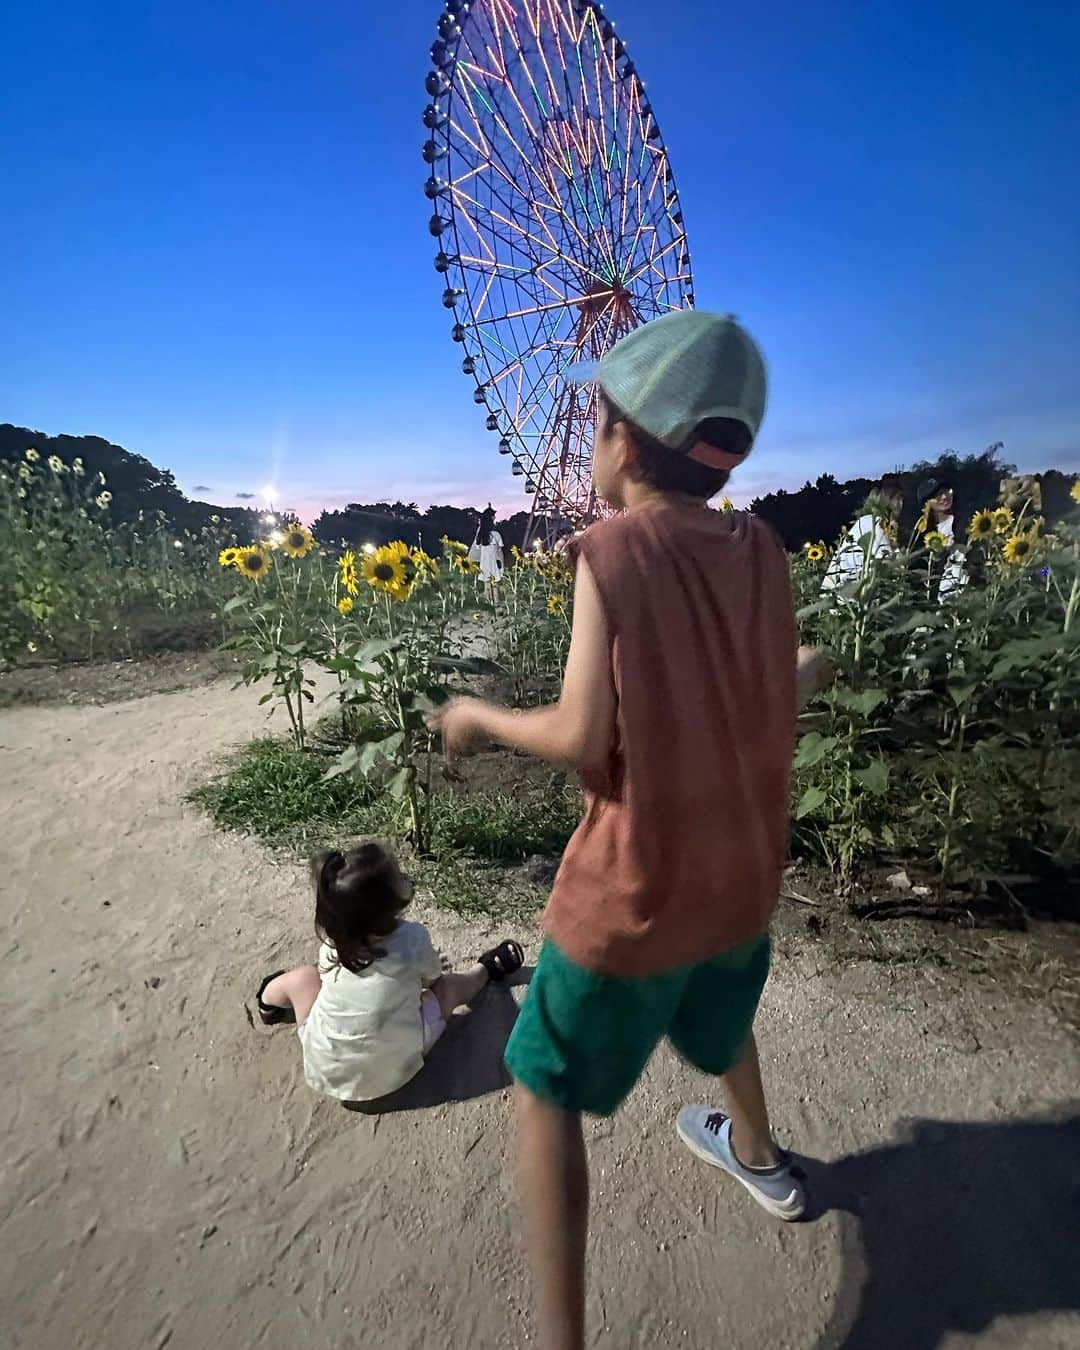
[190,734,575,918]
[433,780,581,860]
[0,447,239,664]
[485,546,573,704]
[793,498,1080,888]
[190,735,383,844]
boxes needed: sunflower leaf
[832,687,887,716]
[793,732,838,769]
[322,745,359,781]
[795,785,829,819]
[852,758,890,796]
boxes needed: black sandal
[256,970,295,1025]
[478,940,525,983]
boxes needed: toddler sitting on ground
[256,842,523,1102]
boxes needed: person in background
[822,475,905,593]
[428,311,833,1350]
[470,504,504,586]
[907,476,966,599]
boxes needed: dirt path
[2,677,1077,1350]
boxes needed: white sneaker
[676,1107,806,1221]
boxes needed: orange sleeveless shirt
[544,503,796,977]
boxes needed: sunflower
[547,593,567,617]
[412,548,439,578]
[719,496,736,512]
[803,540,828,564]
[363,546,408,596]
[1003,533,1036,566]
[337,596,354,615]
[923,530,948,554]
[24,447,39,462]
[18,462,31,481]
[968,510,995,540]
[451,554,480,575]
[72,458,85,477]
[1071,479,1080,504]
[281,525,316,558]
[338,550,359,596]
[95,491,113,509]
[47,455,65,473]
[384,541,419,588]
[237,545,272,581]
[915,502,932,535]
[441,535,468,557]
[991,506,1013,534]
[218,546,240,569]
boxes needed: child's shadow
[345,969,532,1115]
[798,1108,1080,1349]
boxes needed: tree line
[5,424,1074,556]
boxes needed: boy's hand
[426,697,488,756]
[796,645,835,710]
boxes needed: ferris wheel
[422,0,695,537]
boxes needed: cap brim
[564,358,600,385]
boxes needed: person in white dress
[911,477,967,599]
[469,505,504,585]
[822,478,904,594]
[255,842,524,1102]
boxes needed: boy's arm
[796,645,834,710]
[426,557,615,775]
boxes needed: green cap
[575,310,767,470]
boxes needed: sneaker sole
[676,1118,806,1222]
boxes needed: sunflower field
[5,439,1079,904]
[215,527,570,853]
[790,478,1080,892]
[0,448,240,663]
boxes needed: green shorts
[505,932,770,1116]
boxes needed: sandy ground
[2,675,1078,1350]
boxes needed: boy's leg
[515,1083,588,1350]
[430,963,489,1021]
[721,1033,779,1168]
[504,941,680,1348]
[261,965,321,1024]
[670,936,805,1219]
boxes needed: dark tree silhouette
[1,424,263,540]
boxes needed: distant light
[174,540,183,549]
[532,539,543,551]
[260,483,277,503]
[262,513,277,526]
[269,529,284,546]
[362,542,376,554]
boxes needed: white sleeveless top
[298,921,441,1101]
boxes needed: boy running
[429,311,830,1350]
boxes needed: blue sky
[2,0,1078,519]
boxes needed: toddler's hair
[311,842,408,973]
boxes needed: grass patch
[190,734,581,917]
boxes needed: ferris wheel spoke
[454,64,564,217]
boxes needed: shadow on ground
[345,972,530,1114]
[802,1108,1080,1348]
